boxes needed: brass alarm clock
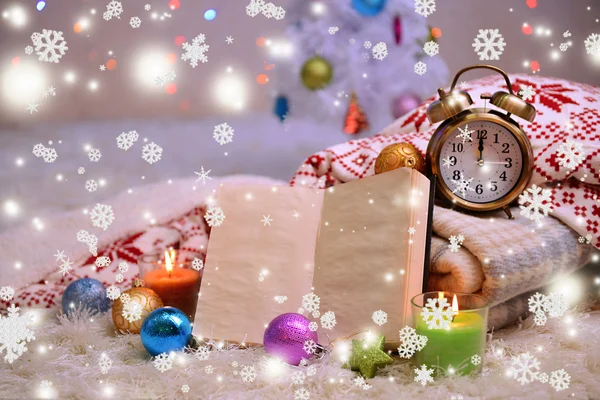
[425,64,536,219]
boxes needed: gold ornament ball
[374,142,426,175]
[112,287,163,334]
[300,56,333,91]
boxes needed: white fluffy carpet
[1,305,599,400]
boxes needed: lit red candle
[143,251,202,322]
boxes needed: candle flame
[165,250,173,273]
[170,249,176,265]
[438,292,444,300]
[452,294,459,314]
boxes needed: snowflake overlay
[301,292,320,313]
[518,184,553,223]
[372,310,388,326]
[142,142,163,164]
[414,61,427,75]
[414,364,434,386]
[0,287,15,302]
[122,301,143,322]
[414,0,436,17]
[451,173,475,198]
[372,42,388,60]
[204,206,225,227]
[99,353,112,374]
[88,148,102,162]
[85,180,98,192]
[291,371,306,385]
[448,234,465,253]
[320,311,336,329]
[153,352,174,373]
[77,229,98,256]
[181,384,189,393]
[423,41,439,57]
[129,17,141,29]
[456,124,474,143]
[191,258,204,271]
[420,297,454,329]
[90,203,115,231]
[181,34,210,67]
[556,139,585,171]
[194,167,212,186]
[509,352,540,385]
[116,131,139,150]
[397,325,427,359]
[0,304,36,364]
[32,29,68,63]
[106,285,121,300]
[294,388,310,400]
[104,1,123,20]
[213,123,234,145]
[471,354,481,365]
[518,85,536,102]
[584,33,600,56]
[303,340,318,355]
[549,369,570,391]
[241,365,257,382]
[472,29,506,61]
[58,258,73,276]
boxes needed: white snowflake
[294,388,310,400]
[397,326,427,358]
[518,184,553,223]
[85,180,98,192]
[291,371,306,385]
[559,42,569,52]
[538,372,549,383]
[0,304,36,363]
[116,131,138,150]
[141,142,163,164]
[241,365,257,382]
[122,301,143,323]
[349,38,356,45]
[99,353,112,374]
[442,157,453,169]
[42,148,58,163]
[528,292,548,314]
[451,173,475,198]
[328,27,339,35]
[226,36,234,44]
[0,287,14,302]
[181,384,189,393]
[533,311,547,326]
[54,250,67,262]
[40,380,52,389]
[213,123,234,145]
[509,352,540,385]
[44,86,56,97]
[88,148,102,162]
[546,292,568,318]
[261,215,273,226]
[105,0,123,20]
[584,33,600,56]
[90,203,115,231]
[448,234,465,252]
[372,42,388,60]
[301,292,320,313]
[144,4,151,11]
[414,0,436,17]
[155,71,176,87]
[308,322,318,332]
[76,229,98,256]
[24,45,33,55]
[271,5,286,20]
[246,0,264,17]
[550,369,571,391]
[205,365,214,374]
[106,285,121,300]
[363,41,372,49]
[471,354,481,365]
[518,85,536,102]
[353,376,366,387]
[129,16,141,28]
[33,29,68,63]
[153,352,174,373]
[456,124,474,143]
[556,139,585,170]
[414,364,434,386]
[408,227,416,235]
[33,143,46,157]
[26,103,40,114]
[78,167,85,174]
[119,293,130,303]
[204,206,225,227]
[99,65,106,72]
[195,345,210,361]
[372,310,388,326]
[414,61,427,75]
[118,262,129,273]
[420,297,454,329]
[191,258,204,271]
[181,34,210,67]
[306,365,316,377]
[96,256,111,268]
[320,311,336,329]
[361,52,370,61]
[578,234,593,245]
[58,258,73,276]
[192,167,212,187]
[472,29,506,60]
[423,41,439,57]
[312,310,320,318]
[303,340,317,355]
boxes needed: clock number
[452,170,461,180]
[451,143,464,153]
[500,171,507,181]
[476,130,487,139]
[505,157,512,168]
[493,133,499,144]
[449,156,457,166]
[490,181,498,191]
[475,184,483,195]
[501,143,510,153]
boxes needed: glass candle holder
[138,251,202,323]
[411,291,488,376]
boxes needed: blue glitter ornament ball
[141,307,192,356]
[273,95,289,122]
[61,278,110,315]
[352,0,387,16]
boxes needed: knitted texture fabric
[290,73,599,328]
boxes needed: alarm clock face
[438,120,523,204]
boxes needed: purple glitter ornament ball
[263,313,318,366]
[391,92,422,119]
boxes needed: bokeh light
[204,9,216,21]
[2,59,48,109]
[3,4,28,28]
[106,59,117,70]
[36,1,46,12]
[3,200,20,217]
[213,72,248,111]
[132,48,173,89]
[431,27,442,38]
[265,38,294,60]
[256,74,269,85]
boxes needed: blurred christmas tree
[268,0,449,133]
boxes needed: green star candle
[411,292,488,375]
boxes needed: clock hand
[477,136,484,166]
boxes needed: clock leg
[502,206,514,219]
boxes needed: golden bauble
[300,55,333,91]
[374,142,426,174]
[112,287,163,334]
